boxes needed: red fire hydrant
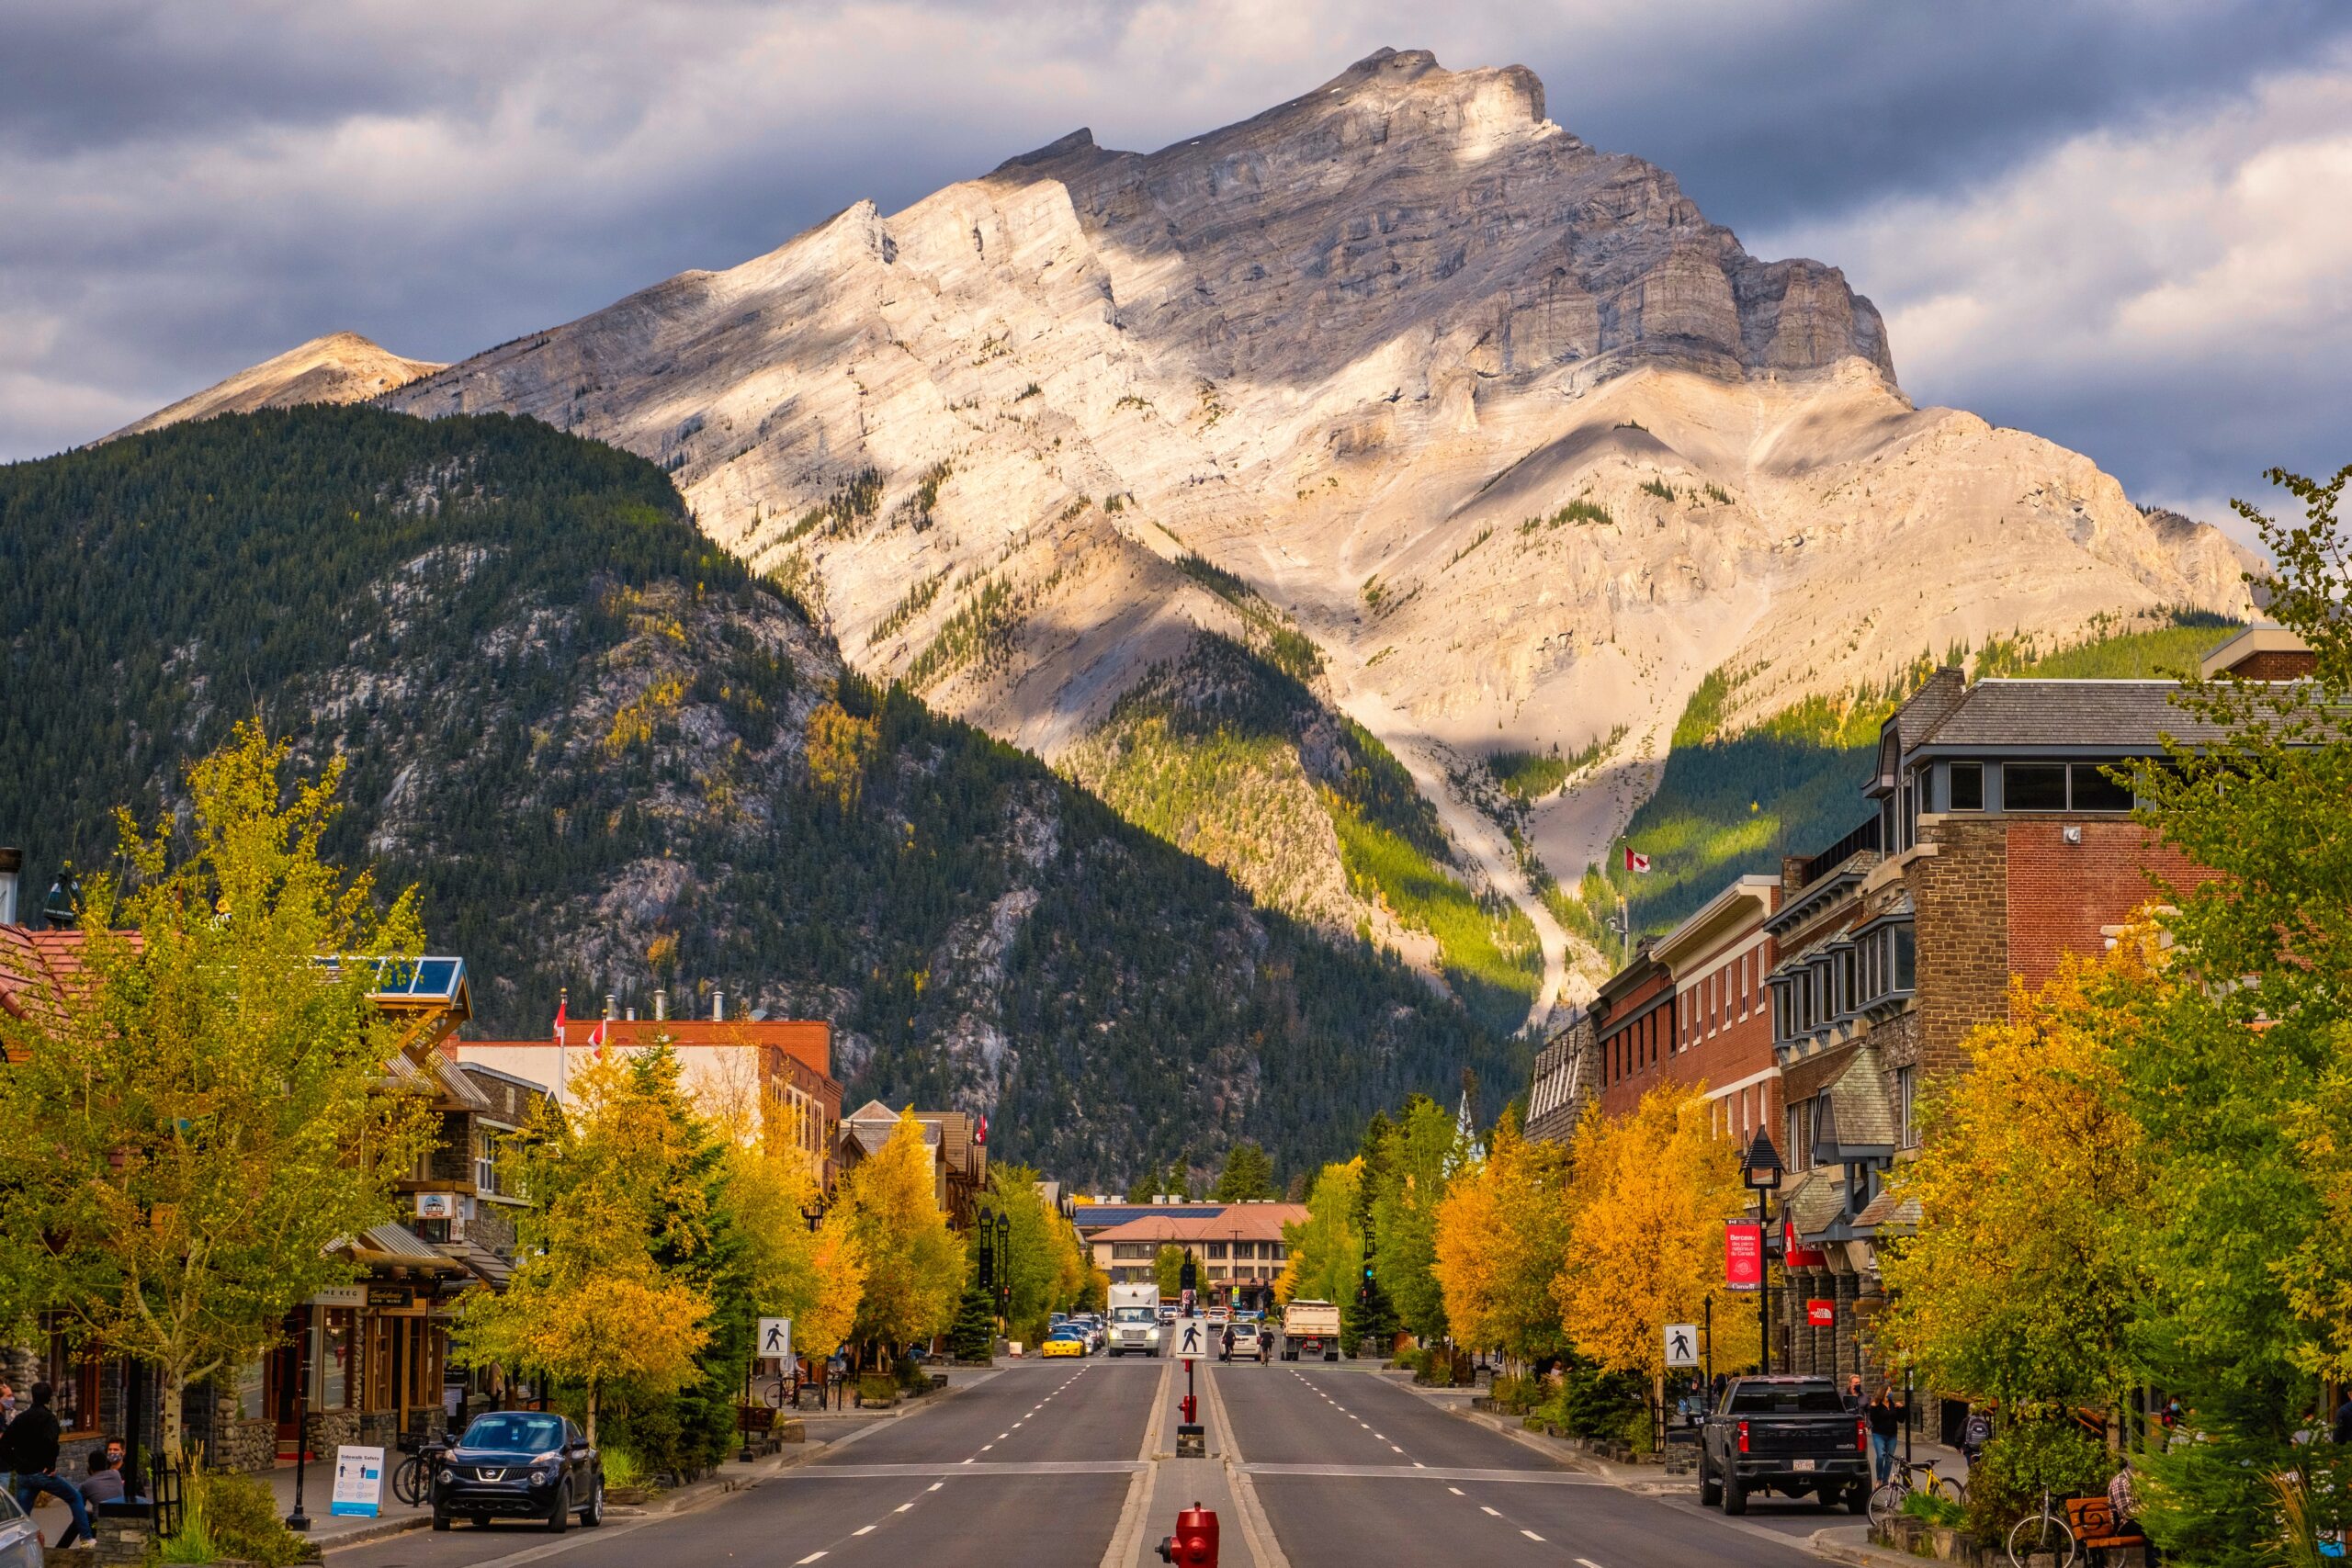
[1180,1391,1198,1425]
[1156,1504,1218,1567]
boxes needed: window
[1897,1066,1918,1149]
[1787,1104,1809,1172]
[1207,1242,1227,1259]
[1894,925,1917,991]
[1739,953,1750,1017]
[235,1355,269,1421]
[474,1125,500,1196]
[318,1308,355,1409]
[2071,762,2133,812]
[1949,761,1984,811]
[2005,763,2067,810]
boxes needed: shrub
[601,1447,644,1487]
[857,1373,899,1405]
[163,1466,310,1567]
[1902,1489,1966,1529]
[895,1352,927,1391]
[1559,1358,1645,1438]
[1965,1420,2111,1540]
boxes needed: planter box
[606,1485,651,1506]
[1928,1525,1972,1562]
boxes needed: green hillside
[1611,611,2243,935]
[0,407,1512,1185]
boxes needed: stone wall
[1909,818,2009,1075]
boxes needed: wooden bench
[2063,1496,2148,1562]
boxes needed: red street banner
[1806,1298,1836,1327]
[1784,1221,1828,1269]
[1724,1222,1763,1292]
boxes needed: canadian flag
[553,996,568,1046]
[976,1114,989,1146]
[1623,846,1652,874]
[587,1015,607,1058]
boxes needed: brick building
[1087,1203,1306,1310]
[1592,943,1676,1117]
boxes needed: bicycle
[390,1436,449,1507]
[2005,1484,2079,1568]
[1868,1455,1968,1529]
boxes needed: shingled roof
[1907,680,2233,750]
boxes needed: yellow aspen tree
[836,1111,963,1357]
[1555,1083,1758,1391]
[1434,1110,1572,1362]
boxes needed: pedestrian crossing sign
[1665,1323,1699,1368]
[1173,1315,1211,1357]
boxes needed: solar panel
[412,958,459,997]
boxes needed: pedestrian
[79,1444,125,1510]
[0,1382,15,1428]
[2107,1462,2162,1564]
[831,1348,850,1412]
[0,1383,92,1549]
[1220,1325,1235,1363]
[1961,1404,1994,1468]
[1844,1374,1864,1411]
[1866,1387,1903,1484]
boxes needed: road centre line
[853,1526,875,1536]
[1577,1560,1609,1568]
[1482,1506,1501,1517]
[1522,1529,1545,1541]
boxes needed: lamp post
[287,1315,313,1532]
[994,1212,1012,1322]
[1741,1128,1784,1377]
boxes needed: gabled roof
[1088,1205,1308,1246]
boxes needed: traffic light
[1180,1255,1197,1292]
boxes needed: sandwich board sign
[1664,1323,1700,1369]
[757,1316,792,1363]
[330,1444,386,1517]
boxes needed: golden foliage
[835,1111,963,1350]
[1433,1111,1572,1359]
[1555,1082,1759,1382]
[1877,950,2156,1413]
[804,699,880,808]
[603,674,688,755]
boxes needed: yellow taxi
[1041,1327,1088,1358]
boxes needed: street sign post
[757,1316,792,1363]
[1664,1323,1700,1368]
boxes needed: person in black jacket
[2,1383,92,1549]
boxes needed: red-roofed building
[1087,1203,1306,1311]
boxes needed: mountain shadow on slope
[0,406,1512,1184]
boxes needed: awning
[340,1222,465,1272]
[435,1239,514,1291]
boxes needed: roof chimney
[653,988,669,1021]
[626,1006,638,1021]
[711,989,725,1022]
[605,993,617,1021]
[0,848,19,927]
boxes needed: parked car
[434,1410,605,1532]
[0,1486,39,1568]
[1698,1375,1869,1517]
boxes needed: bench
[2063,1496,2148,1562]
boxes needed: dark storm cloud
[2,0,2347,539]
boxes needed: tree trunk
[584,1379,598,1448]
[159,1365,187,1465]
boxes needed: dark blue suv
[432,1411,604,1532]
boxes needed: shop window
[234,1355,269,1421]
[1948,761,1984,811]
[2005,763,2067,810]
[2071,763,2133,812]
[319,1309,355,1409]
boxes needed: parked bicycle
[2005,1484,2080,1568]
[1867,1455,1969,1529]
[390,1434,450,1507]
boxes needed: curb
[316,1514,429,1553]
[1807,1525,1917,1568]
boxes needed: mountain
[0,407,1510,1186]
[107,332,442,441]
[153,48,2257,1012]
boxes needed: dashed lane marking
[796,1555,826,1564]
[1522,1529,1545,1541]
[895,1504,912,1513]
[1577,1560,1609,1568]
[1448,1487,1464,1495]
[853,1526,875,1536]
[929,1483,943,1491]
[1481,1507,1501,1517]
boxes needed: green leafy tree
[0,725,436,1460]
[979,1165,1086,1341]
[1275,1160,1363,1306]
[1154,1245,1193,1300]
[2118,465,2352,1563]
[1213,1141,1276,1202]
[836,1111,963,1359]
[1366,1095,1460,1341]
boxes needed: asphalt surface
[328,1353,1853,1567]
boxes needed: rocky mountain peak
[106,331,443,443]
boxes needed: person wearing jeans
[1866,1387,1904,1485]
[0,1382,92,1549]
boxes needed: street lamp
[1741,1129,1784,1377]
[994,1212,1012,1319]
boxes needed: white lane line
[1577,1560,1608,1568]
[797,1556,826,1564]
[961,1458,976,1465]
[1013,1422,1023,1428]
[981,1444,994,1451]
[895,1504,912,1512]
[1412,1461,1425,1468]
[1389,1445,1404,1454]
[1480,1506,1501,1517]
[854,1525,876,1536]
[998,1433,1010,1439]
[929,1483,943,1491]
[1448,1487,1464,1495]
[1522,1530,1545,1541]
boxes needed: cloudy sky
[5,0,2347,543]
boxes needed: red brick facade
[2001,819,2215,992]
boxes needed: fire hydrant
[1180,1391,1198,1425]
[1156,1504,1218,1566]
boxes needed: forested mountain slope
[0,407,1509,1184]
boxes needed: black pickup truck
[1699,1375,1870,1516]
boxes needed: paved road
[333,1358,1153,1568]
[328,1354,1849,1567]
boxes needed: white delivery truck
[1107,1282,1163,1357]
[1281,1299,1342,1360]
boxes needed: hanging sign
[1805,1298,1836,1327]
[330,1445,386,1518]
[1784,1221,1828,1269]
[1724,1222,1763,1292]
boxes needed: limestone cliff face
[348,49,2253,1010]
[109,332,442,440]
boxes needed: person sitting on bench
[2107,1463,2161,1563]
